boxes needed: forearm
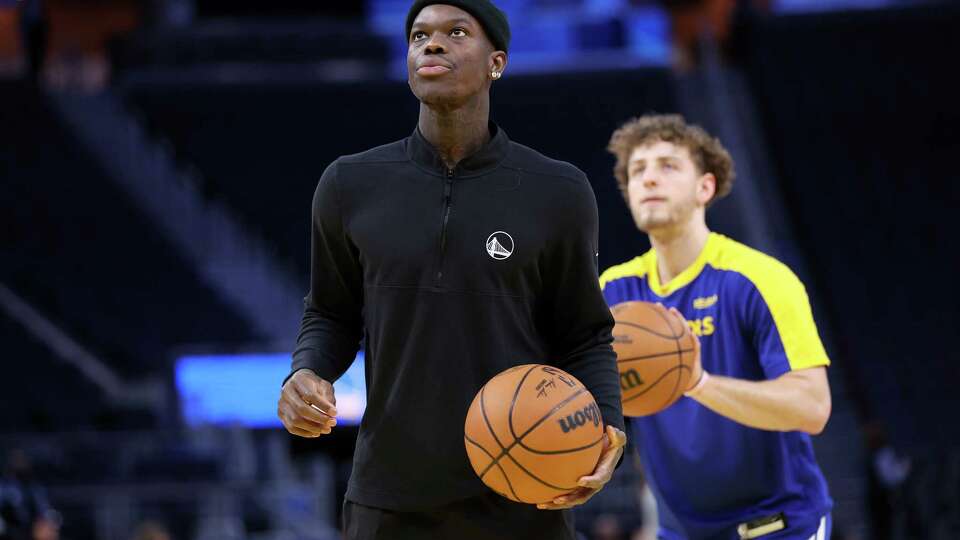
[559,346,625,432]
[290,304,362,383]
[292,161,364,383]
[545,177,623,430]
[689,371,830,434]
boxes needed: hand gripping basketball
[611,301,702,415]
[464,364,611,504]
[278,368,338,438]
[663,306,704,393]
[536,425,628,510]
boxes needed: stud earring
[491,70,501,80]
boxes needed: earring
[491,70,501,80]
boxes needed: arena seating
[123,69,678,276]
[0,81,257,389]
[741,4,960,449]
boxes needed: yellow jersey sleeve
[713,237,830,372]
[754,265,831,371]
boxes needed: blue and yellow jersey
[601,233,832,539]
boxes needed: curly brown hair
[607,114,735,206]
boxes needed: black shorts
[343,493,575,540]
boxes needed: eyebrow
[629,156,681,165]
[411,18,476,31]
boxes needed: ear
[489,51,507,76]
[698,173,717,206]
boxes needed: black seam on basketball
[649,304,685,339]
[645,304,689,411]
[503,450,579,492]
[465,433,495,464]
[615,320,680,340]
[464,433,497,476]
[665,319,684,411]
[478,387,588,479]
[498,461,522,503]
[621,365,691,402]
[617,348,696,363]
[477,388,588,478]
[507,365,541,444]
[659,339,683,410]
[480,385,507,452]
[465,435,521,502]
[516,433,605,455]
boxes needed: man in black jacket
[277,1,626,538]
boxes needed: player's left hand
[536,424,627,510]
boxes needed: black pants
[343,493,575,540]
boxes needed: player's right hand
[664,306,703,392]
[278,368,338,438]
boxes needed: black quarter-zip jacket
[291,123,624,511]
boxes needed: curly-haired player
[601,114,833,539]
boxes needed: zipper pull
[444,168,454,199]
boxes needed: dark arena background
[2,0,958,539]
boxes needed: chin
[412,81,466,108]
[634,214,674,234]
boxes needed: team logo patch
[486,231,514,260]
[693,294,718,309]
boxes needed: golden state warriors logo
[486,231,514,260]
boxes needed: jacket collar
[406,121,509,177]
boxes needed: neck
[649,217,710,285]
[418,93,491,170]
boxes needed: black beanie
[405,0,511,52]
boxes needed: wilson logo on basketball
[620,368,644,391]
[558,403,601,434]
[613,333,633,344]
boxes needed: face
[407,5,506,108]
[33,518,60,540]
[625,140,715,234]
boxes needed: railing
[48,90,303,344]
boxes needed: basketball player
[276,2,626,538]
[600,115,833,539]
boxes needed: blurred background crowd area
[1,0,958,539]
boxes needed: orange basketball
[611,301,697,416]
[464,364,605,504]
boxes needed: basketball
[612,301,697,416]
[463,364,605,504]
